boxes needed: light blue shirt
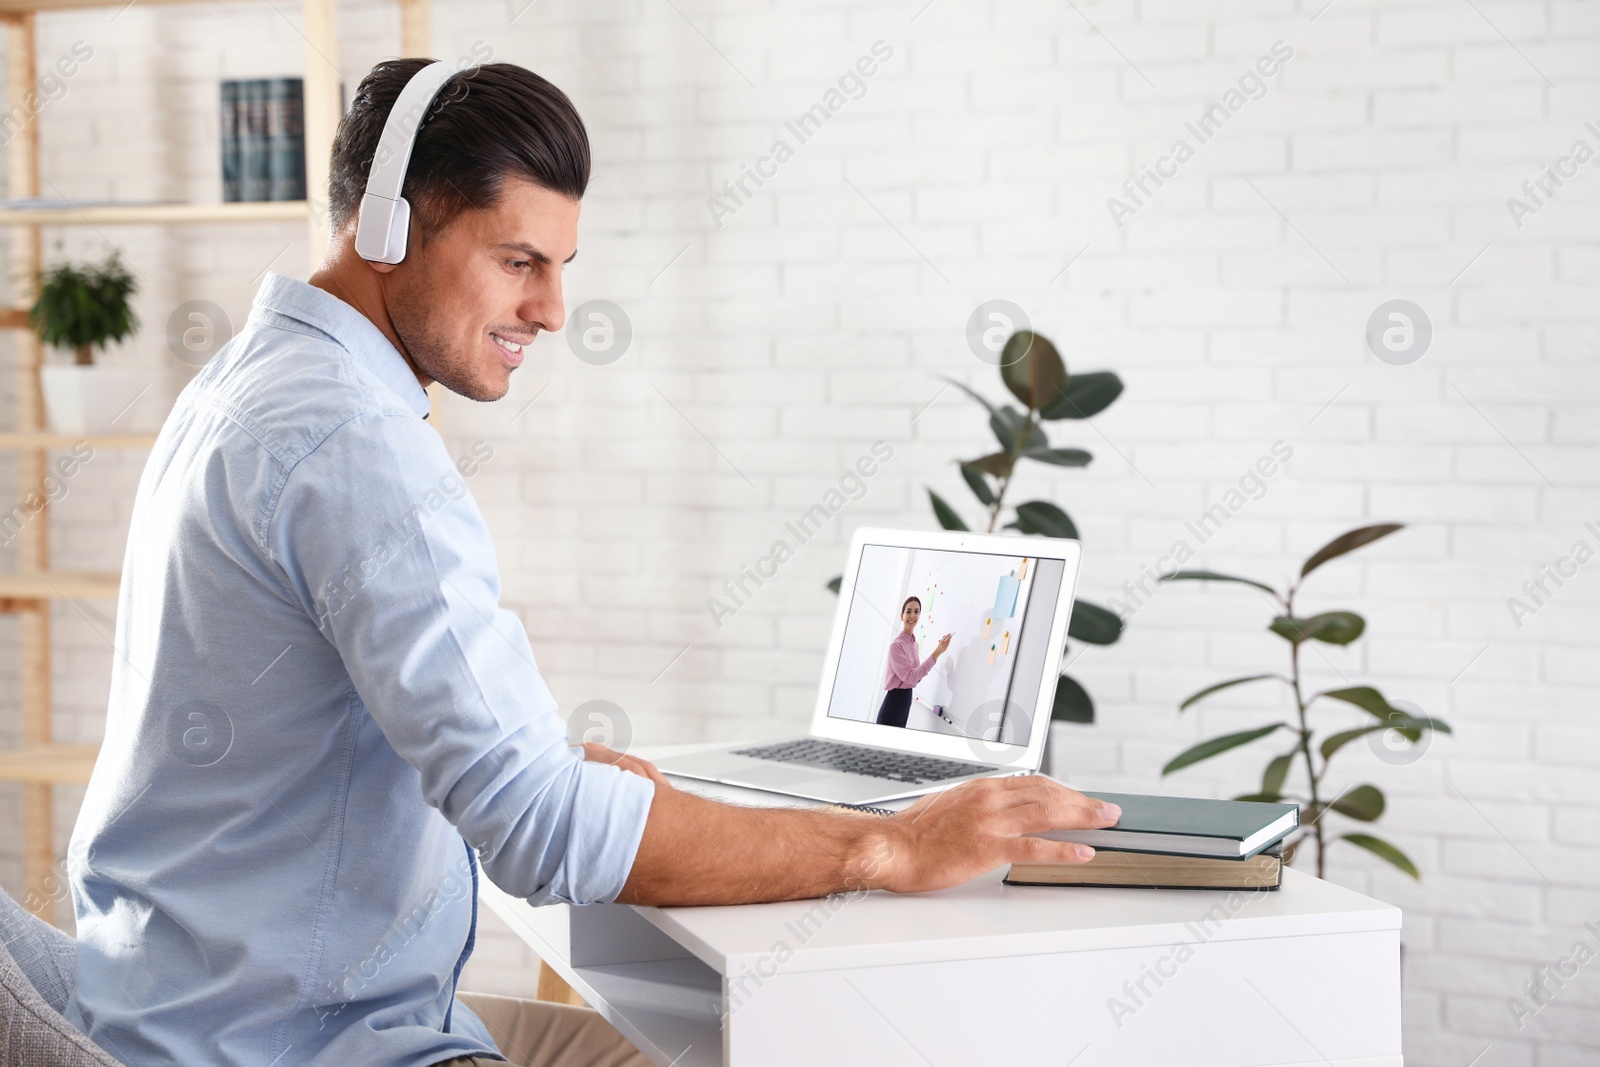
[67,272,656,1067]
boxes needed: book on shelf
[221,78,304,204]
[1005,841,1285,891]
[265,78,306,201]
[220,80,242,202]
[1027,791,1298,860]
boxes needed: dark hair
[327,58,591,241]
[901,596,921,614]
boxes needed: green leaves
[825,576,842,595]
[1301,524,1404,582]
[1178,673,1283,712]
[1330,784,1385,822]
[990,406,1046,454]
[999,330,1068,412]
[941,376,999,419]
[1040,371,1124,421]
[1052,674,1094,723]
[928,488,968,531]
[1320,686,1403,720]
[1269,611,1366,646]
[935,330,1123,739]
[1021,446,1093,467]
[1162,723,1283,775]
[1067,600,1122,645]
[958,462,995,506]
[1261,752,1294,798]
[1319,714,1450,761]
[1160,570,1282,598]
[1341,833,1419,880]
[32,251,140,360]
[1006,500,1078,538]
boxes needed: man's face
[382,178,579,402]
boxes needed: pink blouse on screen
[883,631,936,691]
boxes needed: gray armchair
[0,888,121,1066]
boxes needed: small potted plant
[31,250,157,433]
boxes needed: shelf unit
[0,0,432,922]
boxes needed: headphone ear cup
[354,191,413,264]
[386,197,412,263]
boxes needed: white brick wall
[1,0,1596,1063]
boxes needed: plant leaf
[1020,446,1093,467]
[958,462,995,506]
[1300,524,1404,581]
[1040,370,1124,420]
[966,451,1013,478]
[1319,716,1451,761]
[1159,570,1281,598]
[940,376,999,420]
[1178,673,1283,712]
[1341,833,1419,880]
[1262,752,1294,796]
[1320,686,1399,720]
[825,576,842,595]
[1269,611,1366,645]
[1232,792,1284,803]
[928,488,969,531]
[1067,600,1122,645]
[1052,673,1094,723]
[990,406,1045,454]
[1330,784,1385,822]
[1162,723,1284,775]
[1006,500,1078,539]
[999,330,1068,412]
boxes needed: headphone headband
[353,61,465,264]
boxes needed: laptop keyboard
[730,739,990,785]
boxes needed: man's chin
[433,368,512,404]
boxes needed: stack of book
[220,78,306,203]
[1005,791,1298,891]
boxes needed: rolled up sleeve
[266,411,654,906]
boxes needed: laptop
[654,526,1083,806]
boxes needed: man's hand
[575,742,672,790]
[616,769,1121,906]
[862,776,1120,894]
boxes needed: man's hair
[327,58,590,240]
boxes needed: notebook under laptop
[654,526,1084,805]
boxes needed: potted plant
[828,330,1126,774]
[31,250,160,433]
[1160,524,1452,879]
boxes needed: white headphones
[353,61,465,264]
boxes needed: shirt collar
[253,272,432,420]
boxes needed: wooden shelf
[0,431,157,449]
[0,743,97,784]
[0,571,120,604]
[0,200,308,226]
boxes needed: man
[66,59,1118,1067]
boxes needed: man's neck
[308,237,434,390]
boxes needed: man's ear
[367,259,399,275]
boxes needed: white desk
[479,748,1403,1067]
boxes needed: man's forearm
[615,780,891,907]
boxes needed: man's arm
[584,745,1121,906]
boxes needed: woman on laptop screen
[876,596,951,728]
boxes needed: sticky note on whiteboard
[992,574,1020,619]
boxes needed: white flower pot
[39,365,180,435]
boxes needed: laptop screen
[825,543,1066,746]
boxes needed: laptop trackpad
[725,764,832,790]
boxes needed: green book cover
[1032,791,1298,859]
[266,78,305,202]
